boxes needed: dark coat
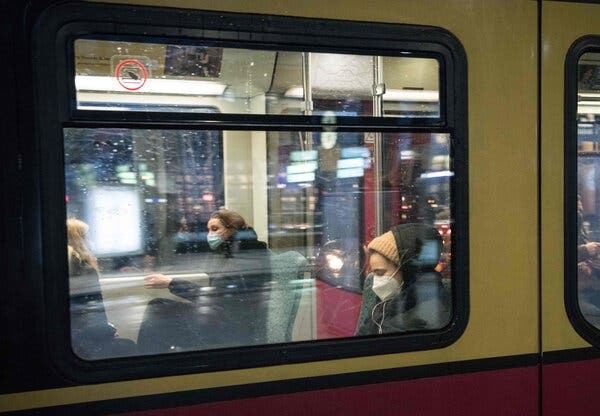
[69,256,135,359]
[139,228,272,352]
[355,272,451,336]
[169,228,270,296]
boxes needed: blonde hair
[67,218,98,272]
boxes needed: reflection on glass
[577,52,600,328]
[65,127,453,359]
[74,39,440,118]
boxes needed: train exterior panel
[0,0,598,414]
[542,2,600,414]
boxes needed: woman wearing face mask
[142,209,271,349]
[355,223,451,336]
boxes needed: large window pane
[65,127,453,359]
[577,52,600,328]
[74,39,440,118]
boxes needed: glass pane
[577,52,600,328]
[65,127,452,359]
[74,39,440,118]
[382,57,440,118]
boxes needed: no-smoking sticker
[115,59,148,91]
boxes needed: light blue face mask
[207,233,223,250]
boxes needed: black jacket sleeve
[168,278,205,301]
[69,259,117,358]
[355,274,379,336]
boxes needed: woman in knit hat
[355,223,451,336]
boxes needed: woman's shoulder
[405,272,445,295]
[68,247,83,274]
[402,273,451,328]
[68,248,98,277]
[359,274,378,308]
[363,273,374,290]
[236,228,268,251]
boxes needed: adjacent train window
[74,39,440,118]
[36,5,466,372]
[571,46,600,334]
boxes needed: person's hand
[579,261,593,280]
[144,274,173,289]
[585,242,600,258]
[119,266,141,273]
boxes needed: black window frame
[565,35,600,345]
[33,1,469,383]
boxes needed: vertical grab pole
[301,52,314,257]
[301,52,316,338]
[302,52,313,149]
[372,55,384,236]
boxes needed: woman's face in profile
[207,218,233,240]
[369,252,402,282]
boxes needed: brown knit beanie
[368,223,443,270]
[368,231,400,265]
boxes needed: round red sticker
[115,59,148,91]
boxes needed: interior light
[75,75,227,96]
[117,172,136,180]
[337,158,364,169]
[401,150,415,160]
[77,93,224,109]
[341,147,370,158]
[420,170,454,179]
[326,254,344,272]
[286,162,318,175]
[287,172,316,183]
[336,167,364,179]
[284,87,439,102]
[284,86,304,98]
[382,89,439,102]
[290,150,318,162]
[87,187,142,256]
[578,106,600,115]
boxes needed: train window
[569,43,600,338]
[74,39,440,118]
[35,3,467,377]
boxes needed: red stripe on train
[119,366,538,415]
[543,358,600,415]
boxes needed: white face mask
[371,268,401,301]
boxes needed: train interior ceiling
[66,38,453,357]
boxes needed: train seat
[267,251,309,343]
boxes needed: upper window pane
[74,39,440,118]
[576,51,600,328]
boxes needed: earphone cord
[371,300,388,335]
